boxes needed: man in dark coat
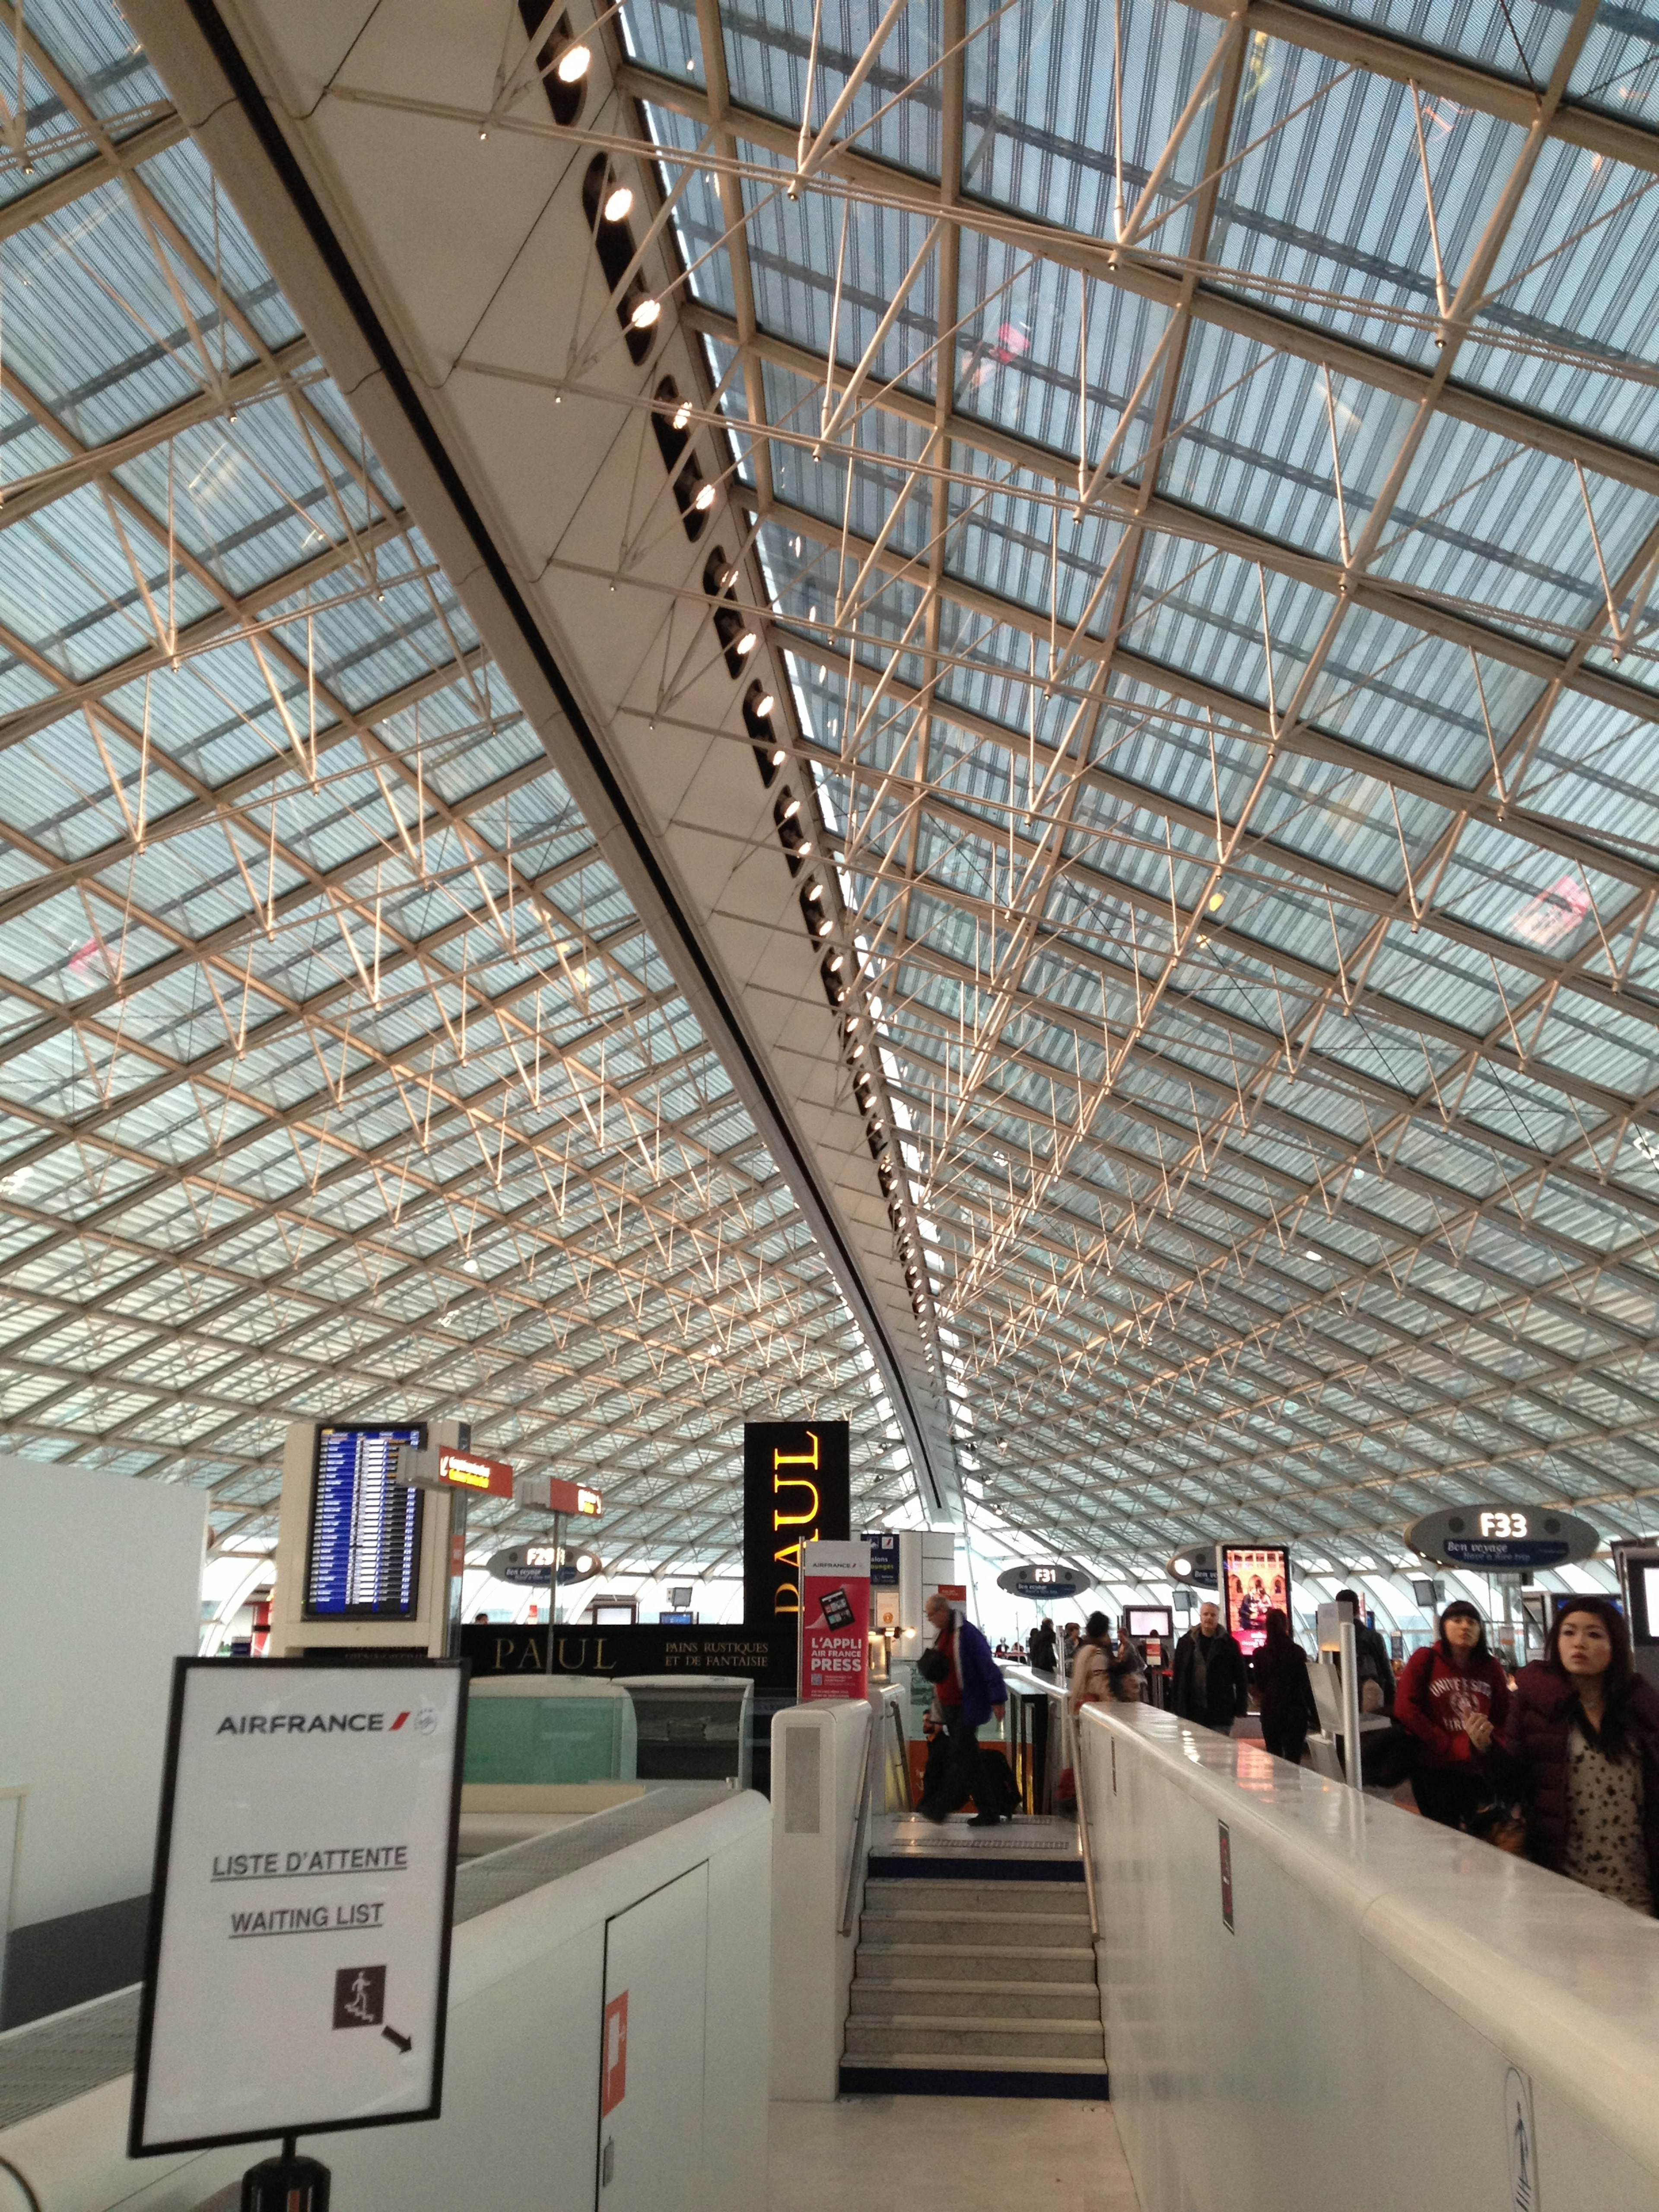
[1172,1601,1249,1735]
[918,1593,1009,1825]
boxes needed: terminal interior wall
[0,1456,204,1932]
[1086,1705,1659,2212]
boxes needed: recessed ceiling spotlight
[630,297,661,331]
[693,483,717,511]
[735,632,757,656]
[556,42,592,81]
[603,184,634,222]
[755,693,775,717]
[671,401,692,430]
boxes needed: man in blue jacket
[918,1592,1009,1825]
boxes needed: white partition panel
[1084,1704,1659,2212]
[0,1456,204,1934]
[769,1699,880,2102]
[0,1794,769,2212]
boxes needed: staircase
[839,1840,1108,2099]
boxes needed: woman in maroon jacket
[1395,1601,1510,1830]
[1477,1595,1659,1914]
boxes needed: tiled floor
[768,2093,1143,2212]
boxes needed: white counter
[0,1790,769,2212]
[1083,1703,1659,2212]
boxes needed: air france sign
[129,1659,464,2157]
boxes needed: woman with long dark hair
[1396,1600,1510,1830]
[1480,1595,1659,1913]
[1253,1608,1316,1764]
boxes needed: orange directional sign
[521,1475,602,1518]
[436,1449,515,1500]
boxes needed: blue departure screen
[304,1425,425,1618]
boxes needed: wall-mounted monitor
[1551,1589,1624,1625]
[1126,1606,1173,1640]
[1633,1565,1659,1648]
[305,1424,426,1619]
[1220,1544,1290,1659]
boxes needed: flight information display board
[306,1426,426,1619]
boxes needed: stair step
[859,1909,1087,1948]
[850,1980,1101,2021]
[840,2046,1109,2074]
[845,2018,1105,2061]
[868,1853,1084,1885]
[853,1943,1096,1984]
[839,2059,1109,2102]
[863,1878,1090,1917]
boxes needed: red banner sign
[799,1541,871,1702]
[547,1476,602,1518]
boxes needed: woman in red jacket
[1477,1595,1659,1913]
[1395,1601,1510,1830]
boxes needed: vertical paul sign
[743,1422,850,1687]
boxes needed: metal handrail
[889,1697,910,1808]
[999,1662,1099,1940]
[838,1700,879,1937]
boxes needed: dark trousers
[919,1712,980,1820]
[1411,1764,1490,1830]
[1261,1713,1308,1764]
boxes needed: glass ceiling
[599,0,1659,1582]
[9,0,1659,1599]
[0,0,922,1573]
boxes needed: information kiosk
[268,1419,473,1659]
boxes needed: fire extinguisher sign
[601,1992,628,2116]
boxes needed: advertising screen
[305,1425,426,1619]
[1127,1606,1173,1640]
[1220,1545,1290,1659]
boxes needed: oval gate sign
[1405,1505,1600,1572]
[996,1562,1090,1601]
[486,1544,603,1588]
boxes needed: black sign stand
[241,2134,330,2211]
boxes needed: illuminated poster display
[799,1541,871,1702]
[306,1426,425,1619]
[1220,1545,1290,1659]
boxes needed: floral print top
[1561,1723,1654,1914]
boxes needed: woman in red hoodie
[1395,1600,1510,1830]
